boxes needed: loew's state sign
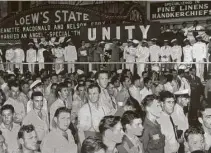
[150,1,211,20]
[80,22,161,42]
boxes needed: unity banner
[80,22,161,42]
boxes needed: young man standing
[22,91,49,143]
[18,124,39,153]
[41,107,77,153]
[142,94,165,153]
[0,104,20,153]
[117,111,144,153]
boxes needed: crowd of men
[0,19,211,153]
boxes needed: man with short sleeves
[0,104,20,153]
[192,35,207,81]
[26,42,37,74]
[41,107,77,153]
[14,43,25,74]
[64,38,77,73]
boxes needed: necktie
[38,111,42,120]
[62,131,68,141]
[63,100,67,108]
[169,116,178,141]
[110,96,116,109]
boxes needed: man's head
[120,76,131,89]
[178,69,185,77]
[111,76,120,88]
[87,84,101,103]
[21,81,29,95]
[121,111,144,137]
[190,67,196,76]
[159,75,167,85]
[31,80,44,93]
[175,90,190,107]
[182,22,187,28]
[81,136,106,153]
[51,74,58,84]
[99,116,124,144]
[97,71,109,89]
[171,69,178,79]
[198,104,211,131]
[58,73,63,83]
[56,82,69,99]
[106,82,115,97]
[131,75,141,88]
[31,91,43,111]
[143,77,152,89]
[142,94,162,118]
[184,126,205,152]
[50,83,57,94]
[54,107,71,131]
[142,71,148,78]
[76,84,86,96]
[160,91,176,115]
[18,124,38,151]
[9,81,20,99]
[1,104,14,126]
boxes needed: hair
[121,111,141,132]
[31,91,43,100]
[76,83,85,91]
[142,71,148,77]
[96,70,108,80]
[125,96,144,119]
[55,82,68,98]
[18,124,35,139]
[120,75,129,84]
[131,75,140,84]
[107,82,114,88]
[159,91,175,102]
[143,77,151,85]
[189,67,196,72]
[54,107,71,118]
[184,126,204,142]
[99,116,121,134]
[51,73,58,79]
[198,101,211,118]
[178,69,185,75]
[111,75,120,84]
[87,84,101,94]
[51,83,58,89]
[1,104,15,114]
[142,94,159,108]
[81,136,106,153]
[166,74,173,82]
[9,81,19,89]
[0,89,6,105]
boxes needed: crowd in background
[0,19,211,153]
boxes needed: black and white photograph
[0,0,211,153]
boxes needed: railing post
[89,62,92,72]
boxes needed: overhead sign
[0,5,113,40]
[150,1,211,20]
[80,22,161,42]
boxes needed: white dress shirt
[129,85,141,104]
[157,112,179,153]
[14,48,25,62]
[41,128,77,153]
[171,104,189,133]
[136,46,150,62]
[171,45,182,62]
[193,41,207,61]
[164,82,174,93]
[183,45,193,62]
[140,87,153,103]
[149,45,161,62]
[26,48,37,62]
[204,131,211,151]
[160,45,171,62]
[64,45,77,61]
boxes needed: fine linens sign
[150,1,211,20]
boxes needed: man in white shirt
[157,91,180,153]
[149,38,161,63]
[183,38,193,68]
[4,81,26,124]
[22,91,49,143]
[124,39,136,74]
[172,89,189,135]
[160,40,171,71]
[171,39,182,70]
[14,43,25,74]
[136,39,149,77]
[77,84,110,144]
[26,42,37,74]
[140,77,153,103]
[198,104,211,151]
[64,38,77,73]
[41,107,77,153]
[193,35,207,81]
[97,70,116,115]
[5,44,15,72]
[18,124,39,153]
[37,43,45,71]
[0,104,20,153]
[129,75,142,104]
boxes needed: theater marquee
[150,1,211,20]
